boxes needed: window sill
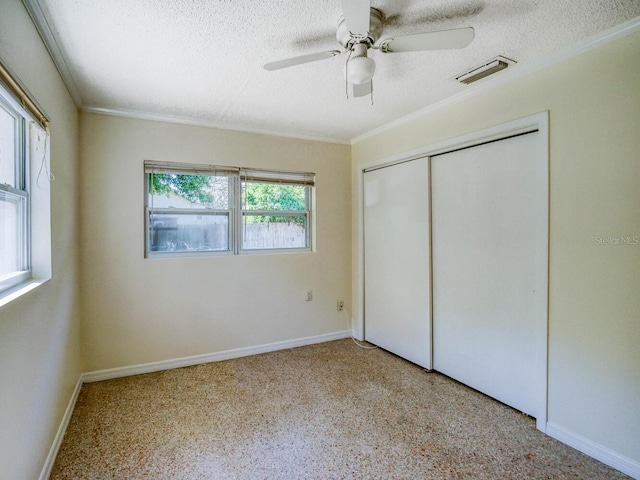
[240,247,312,256]
[145,249,234,259]
[0,279,49,309]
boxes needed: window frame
[239,178,311,254]
[0,59,51,307]
[144,161,314,257]
[0,95,30,294]
[144,163,237,257]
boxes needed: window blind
[144,160,238,176]
[240,167,315,186]
[0,58,49,130]
[144,161,316,187]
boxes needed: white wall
[0,1,82,478]
[351,31,640,467]
[1,1,635,476]
[79,113,351,372]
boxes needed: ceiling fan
[264,0,475,98]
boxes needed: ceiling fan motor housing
[336,7,385,48]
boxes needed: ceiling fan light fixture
[347,55,376,84]
[347,43,375,85]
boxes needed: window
[241,169,312,251]
[0,96,29,293]
[144,161,314,256]
[146,163,235,254]
[0,59,50,303]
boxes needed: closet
[363,157,431,368]
[363,119,548,421]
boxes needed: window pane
[0,106,16,187]
[148,173,229,209]
[242,214,307,250]
[149,212,228,252]
[0,191,26,278]
[242,182,307,211]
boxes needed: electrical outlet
[337,300,344,311]
[306,290,313,302]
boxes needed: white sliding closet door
[364,158,431,368]
[431,132,547,418]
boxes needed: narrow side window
[0,59,51,303]
[0,98,29,293]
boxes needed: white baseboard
[546,422,640,479]
[43,336,639,480]
[82,330,350,383]
[39,331,349,477]
[38,375,83,480]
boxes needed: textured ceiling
[30,0,640,143]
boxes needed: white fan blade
[352,80,372,97]
[341,0,370,35]
[264,51,341,71]
[379,27,475,53]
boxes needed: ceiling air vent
[454,56,516,85]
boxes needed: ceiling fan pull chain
[370,80,374,106]
[345,71,349,99]
[345,48,353,99]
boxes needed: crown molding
[22,0,638,147]
[82,105,350,145]
[22,0,83,107]
[22,0,347,144]
[351,15,640,145]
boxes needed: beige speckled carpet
[51,339,628,479]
